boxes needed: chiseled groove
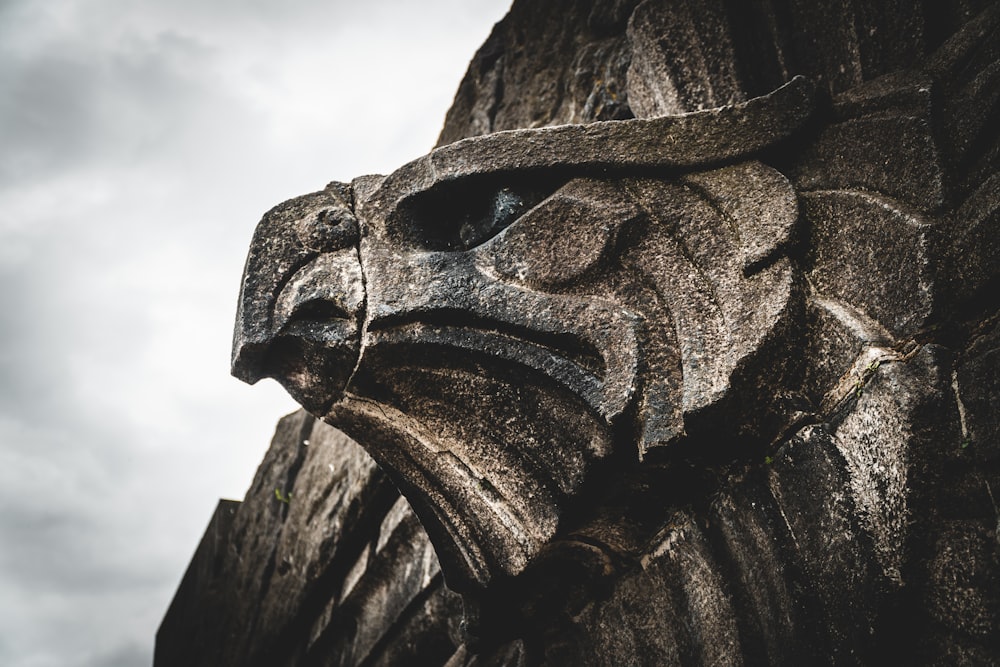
[671,519,744,667]
[238,416,316,666]
[700,494,776,666]
[366,307,605,375]
[265,252,320,332]
[253,470,401,667]
[621,177,730,331]
[332,513,438,666]
[355,574,453,667]
[700,483,819,666]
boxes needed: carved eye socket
[457,188,527,249]
[393,176,564,251]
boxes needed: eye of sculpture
[392,176,564,251]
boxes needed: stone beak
[231,184,365,414]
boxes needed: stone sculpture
[159,1,1000,665]
[231,75,814,593]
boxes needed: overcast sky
[0,1,510,665]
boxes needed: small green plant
[764,455,774,465]
[275,488,292,504]
[960,437,972,450]
[854,358,882,398]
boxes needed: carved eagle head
[232,78,813,594]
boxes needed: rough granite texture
[160,1,1000,665]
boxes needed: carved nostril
[285,299,352,327]
[271,248,366,338]
[298,207,360,253]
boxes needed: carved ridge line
[371,76,814,211]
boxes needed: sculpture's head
[232,78,813,594]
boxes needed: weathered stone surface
[221,410,314,665]
[437,0,640,145]
[563,514,745,666]
[155,499,239,667]
[306,508,444,666]
[790,72,945,212]
[956,318,1000,463]
[155,413,460,667]
[766,425,882,664]
[162,1,1000,665]
[240,414,398,665]
[625,0,746,116]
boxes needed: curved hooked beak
[231,186,365,414]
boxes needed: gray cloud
[0,0,512,665]
[82,642,153,667]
